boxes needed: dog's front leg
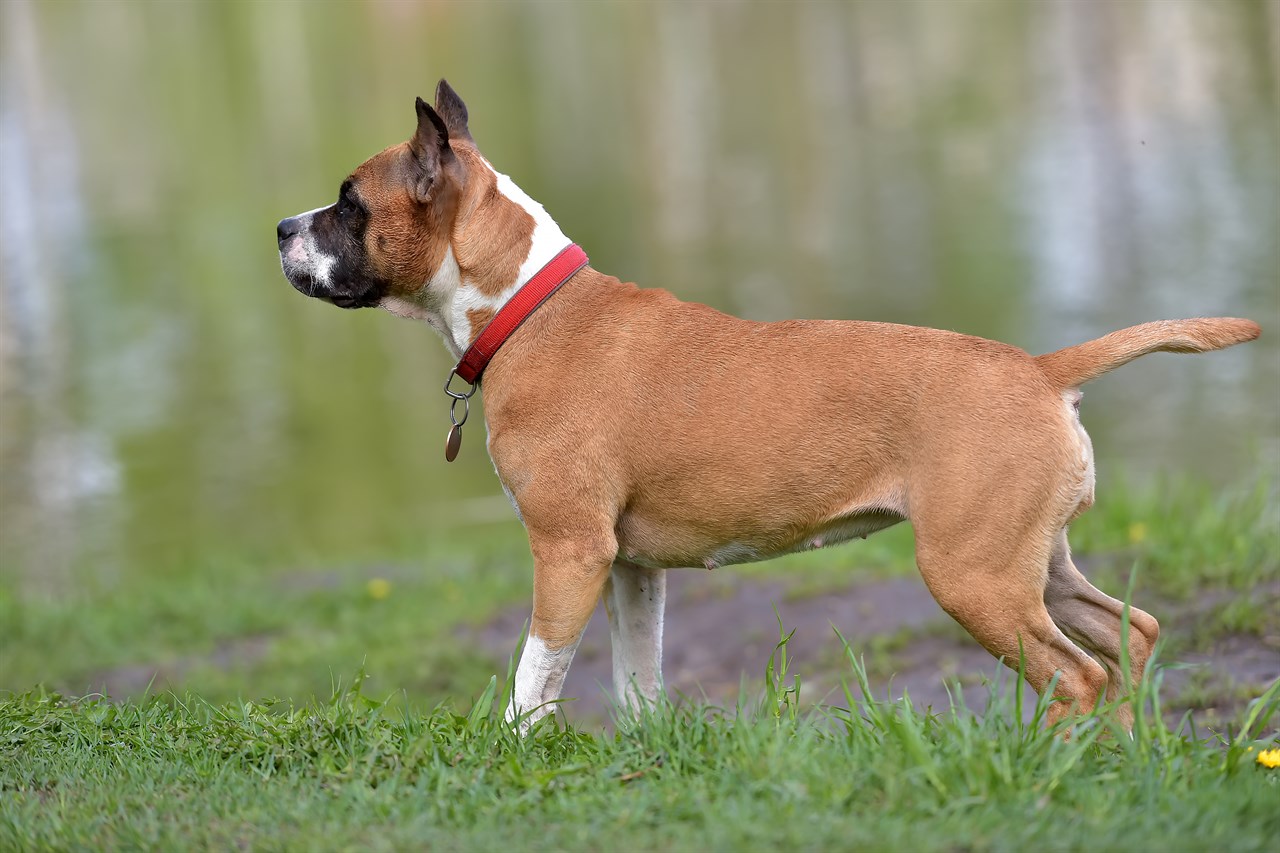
[505,532,614,732]
[603,561,665,716]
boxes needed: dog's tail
[1035,318,1261,389]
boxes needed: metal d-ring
[449,394,469,428]
[443,368,477,428]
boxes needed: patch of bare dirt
[77,634,275,699]
[472,570,1280,728]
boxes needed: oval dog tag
[445,424,463,462]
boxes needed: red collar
[453,243,588,385]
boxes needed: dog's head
[277,80,536,316]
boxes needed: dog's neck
[380,158,572,360]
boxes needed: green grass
[1069,475,1280,599]
[0,474,1274,710]
[0,531,535,708]
[3,641,1278,851]
[1,476,1277,849]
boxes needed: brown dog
[276,80,1260,730]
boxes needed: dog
[277,80,1260,731]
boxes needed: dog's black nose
[276,216,301,248]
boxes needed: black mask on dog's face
[275,180,389,309]
[275,83,471,311]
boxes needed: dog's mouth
[284,269,318,298]
[282,269,379,310]
[278,251,332,303]
[327,292,369,310]
[276,228,384,310]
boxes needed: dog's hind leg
[913,512,1108,729]
[603,561,666,716]
[506,529,615,731]
[1044,530,1159,727]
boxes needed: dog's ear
[434,79,473,143]
[408,96,453,204]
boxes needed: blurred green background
[1,0,1277,710]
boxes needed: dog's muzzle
[276,214,319,297]
[276,215,303,248]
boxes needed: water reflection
[1,0,1276,587]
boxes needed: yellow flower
[1257,748,1280,769]
[366,578,392,600]
[1128,522,1148,545]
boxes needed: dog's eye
[336,181,360,219]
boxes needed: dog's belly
[615,506,907,570]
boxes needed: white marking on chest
[382,159,573,357]
[379,245,465,356]
[444,161,573,353]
